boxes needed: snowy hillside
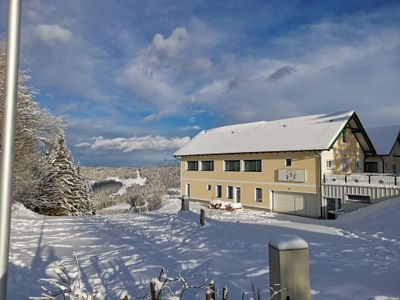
[107,170,147,197]
[84,166,179,212]
[8,197,400,299]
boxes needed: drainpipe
[314,151,324,219]
[380,156,385,174]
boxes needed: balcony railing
[324,173,399,186]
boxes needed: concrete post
[222,286,228,300]
[209,280,216,300]
[150,278,158,300]
[269,234,310,300]
[181,195,190,211]
[200,208,206,226]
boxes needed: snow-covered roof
[366,126,400,155]
[175,111,372,156]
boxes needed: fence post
[181,195,190,211]
[205,290,212,300]
[209,280,216,300]
[150,278,158,300]
[222,286,228,300]
[269,234,310,300]
[200,208,206,226]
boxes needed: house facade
[174,111,375,218]
[365,126,400,174]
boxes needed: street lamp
[0,0,22,298]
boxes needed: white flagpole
[0,0,22,298]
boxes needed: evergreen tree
[34,137,95,216]
[1,43,94,216]
[0,44,62,204]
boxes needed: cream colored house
[365,126,400,174]
[174,111,375,218]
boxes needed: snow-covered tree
[1,43,94,215]
[34,137,95,216]
[0,44,63,204]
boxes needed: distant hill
[80,165,180,213]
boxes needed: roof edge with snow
[174,111,375,157]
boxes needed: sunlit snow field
[8,197,400,299]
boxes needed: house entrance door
[235,187,241,203]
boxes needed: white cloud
[118,60,183,108]
[31,24,73,43]
[117,24,217,120]
[75,142,91,147]
[76,135,191,152]
[149,27,189,59]
[120,12,400,127]
[181,125,201,131]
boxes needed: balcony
[322,173,400,212]
[323,173,399,186]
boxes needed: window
[244,160,262,172]
[206,184,211,191]
[346,194,371,204]
[327,198,342,211]
[255,188,262,202]
[365,162,378,173]
[201,161,214,171]
[225,160,240,171]
[341,158,349,172]
[285,159,292,167]
[356,160,362,170]
[216,185,222,198]
[326,160,334,169]
[227,186,233,199]
[187,161,198,171]
[384,161,388,170]
[342,130,347,143]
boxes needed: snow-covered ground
[107,170,147,197]
[101,203,131,212]
[8,197,400,299]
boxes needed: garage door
[273,191,319,218]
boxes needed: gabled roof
[174,111,375,157]
[366,125,400,155]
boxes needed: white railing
[347,174,369,185]
[370,175,396,185]
[324,174,346,184]
[324,173,399,186]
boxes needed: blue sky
[0,0,399,167]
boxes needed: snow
[269,234,308,250]
[101,203,131,211]
[8,196,400,299]
[174,111,356,156]
[167,187,180,193]
[107,170,147,196]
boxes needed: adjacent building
[174,111,376,218]
[365,126,400,174]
